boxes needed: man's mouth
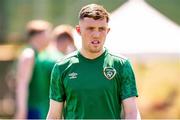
[91,40,100,45]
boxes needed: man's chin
[89,48,103,53]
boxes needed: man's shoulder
[56,50,79,66]
[19,47,35,61]
[106,50,133,70]
[107,50,128,63]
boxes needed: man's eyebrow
[99,26,105,28]
[87,26,95,29]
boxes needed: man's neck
[80,48,105,59]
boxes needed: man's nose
[92,31,100,38]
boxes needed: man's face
[35,29,51,50]
[77,17,110,53]
[56,38,71,54]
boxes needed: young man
[47,4,140,119]
[15,20,53,119]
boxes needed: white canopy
[105,0,180,54]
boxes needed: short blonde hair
[53,24,74,43]
[26,20,52,39]
[79,4,109,22]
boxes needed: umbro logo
[68,72,78,79]
[103,67,116,80]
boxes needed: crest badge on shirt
[103,67,116,80]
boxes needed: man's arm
[15,48,34,118]
[122,97,141,119]
[47,99,64,119]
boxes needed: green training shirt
[28,47,63,118]
[50,49,138,119]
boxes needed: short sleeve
[49,63,65,102]
[119,60,138,101]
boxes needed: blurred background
[0,0,180,119]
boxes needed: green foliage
[1,0,126,43]
[146,0,180,25]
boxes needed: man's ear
[76,25,81,35]
[107,28,110,34]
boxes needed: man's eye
[87,27,94,31]
[99,27,105,31]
